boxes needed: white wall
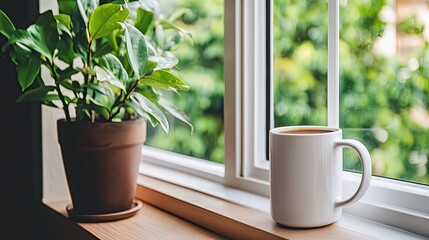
[40,0,70,203]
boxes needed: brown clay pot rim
[57,117,147,147]
[57,118,145,125]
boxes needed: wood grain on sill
[47,200,223,240]
[136,175,373,240]
[45,175,374,240]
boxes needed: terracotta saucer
[66,199,143,222]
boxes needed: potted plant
[0,0,192,221]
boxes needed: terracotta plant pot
[57,118,146,215]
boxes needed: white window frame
[141,0,429,236]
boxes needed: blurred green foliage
[146,0,225,163]
[274,0,429,184]
[147,0,428,184]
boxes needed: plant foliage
[0,0,193,133]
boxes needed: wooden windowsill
[135,175,374,240]
[45,185,223,239]
[44,175,379,240]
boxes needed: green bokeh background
[146,0,225,163]
[147,0,429,184]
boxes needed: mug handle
[334,139,372,208]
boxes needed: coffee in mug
[279,128,334,134]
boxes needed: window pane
[340,0,429,184]
[273,0,328,127]
[146,0,225,163]
[272,0,428,184]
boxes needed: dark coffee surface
[280,129,334,134]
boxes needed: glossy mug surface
[269,126,372,228]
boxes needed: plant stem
[56,85,71,122]
[48,62,71,122]
[83,40,92,100]
[110,79,140,120]
[83,38,94,122]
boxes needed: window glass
[146,0,225,163]
[273,0,429,184]
[273,0,328,127]
[340,0,429,184]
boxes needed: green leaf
[55,14,71,29]
[35,10,59,58]
[131,0,160,18]
[58,0,86,42]
[86,82,113,95]
[140,70,189,91]
[17,56,41,91]
[99,53,128,82]
[4,11,58,61]
[0,10,15,39]
[121,23,148,78]
[150,53,178,70]
[126,99,153,125]
[57,34,75,64]
[60,79,83,92]
[135,8,153,34]
[55,14,72,36]
[93,42,114,58]
[88,97,111,119]
[94,66,126,91]
[2,30,29,52]
[90,81,115,109]
[63,95,73,103]
[74,29,89,60]
[75,99,90,121]
[106,31,118,49]
[154,25,164,46]
[135,85,158,102]
[145,38,157,55]
[83,83,108,98]
[130,92,169,132]
[111,107,125,121]
[42,94,61,108]
[9,43,32,64]
[88,3,128,41]
[17,86,55,102]
[58,0,78,16]
[87,82,116,110]
[167,8,193,22]
[77,0,99,25]
[58,67,79,81]
[95,53,128,92]
[92,32,118,58]
[104,0,139,4]
[159,19,193,38]
[144,60,157,75]
[42,94,61,101]
[125,78,137,93]
[159,98,193,133]
[96,92,114,109]
[165,32,184,50]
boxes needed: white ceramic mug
[269,126,372,228]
